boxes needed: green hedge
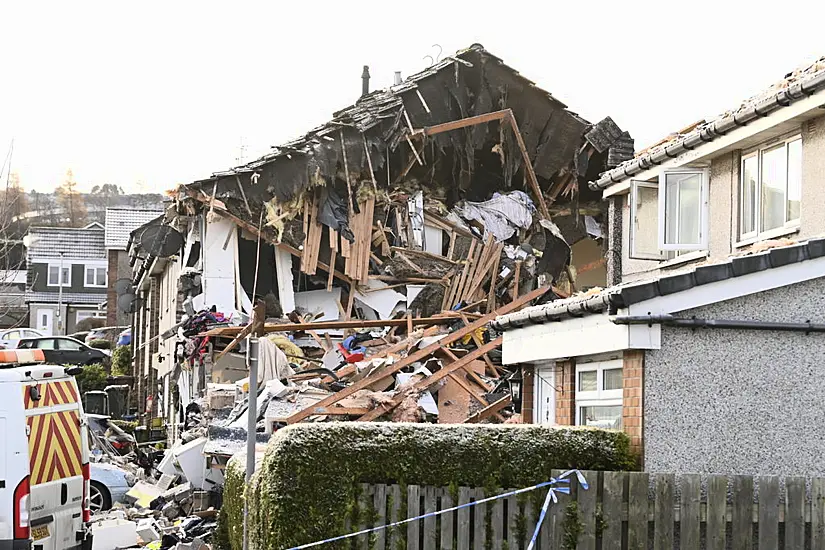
[214,454,246,550]
[232,422,635,550]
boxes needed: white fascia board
[602,88,825,199]
[501,312,660,364]
[627,255,825,316]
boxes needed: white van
[0,349,92,550]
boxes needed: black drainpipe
[613,314,825,333]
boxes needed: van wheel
[89,481,112,514]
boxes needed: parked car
[0,327,44,349]
[89,461,135,514]
[16,336,111,365]
[87,413,136,455]
[86,326,129,345]
[117,327,131,347]
[69,331,91,343]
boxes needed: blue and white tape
[286,469,588,550]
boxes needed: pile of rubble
[195,284,551,434]
[88,433,223,550]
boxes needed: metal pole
[57,252,64,335]
[242,336,259,550]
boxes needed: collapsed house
[127,44,632,449]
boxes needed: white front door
[36,308,54,335]
[534,364,556,424]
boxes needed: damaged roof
[493,238,825,330]
[184,44,633,215]
[592,54,825,189]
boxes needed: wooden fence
[351,471,825,549]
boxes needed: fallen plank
[203,316,455,337]
[286,286,549,424]
[357,337,503,421]
[505,113,550,220]
[422,110,509,136]
[463,395,512,423]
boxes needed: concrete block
[136,518,161,542]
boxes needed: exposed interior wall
[202,215,237,315]
[571,238,606,289]
[157,258,181,378]
[644,276,825,476]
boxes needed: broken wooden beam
[202,316,454,337]
[422,110,509,136]
[463,395,512,423]
[357,337,503,421]
[286,286,550,424]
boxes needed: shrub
[238,423,636,550]
[112,344,132,376]
[76,317,106,332]
[89,339,111,350]
[216,454,246,550]
[74,363,108,393]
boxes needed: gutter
[612,314,825,333]
[590,69,825,190]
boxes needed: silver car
[0,328,43,349]
[89,461,136,514]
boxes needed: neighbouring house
[0,240,28,328]
[24,222,108,335]
[130,44,634,434]
[494,54,825,476]
[105,207,165,327]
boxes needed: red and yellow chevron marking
[27,409,82,485]
[23,380,79,410]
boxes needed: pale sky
[1,0,824,193]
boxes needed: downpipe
[612,314,825,333]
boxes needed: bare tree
[56,168,88,227]
[0,143,29,328]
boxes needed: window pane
[787,139,801,223]
[86,269,95,285]
[578,371,597,392]
[579,405,623,429]
[62,268,69,285]
[761,144,786,231]
[37,339,57,350]
[97,268,106,286]
[59,339,81,351]
[632,184,660,257]
[665,173,701,245]
[49,266,58,285]
[603,368,623,391]
[741,155,758,236]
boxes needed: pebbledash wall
[644,275,825,476]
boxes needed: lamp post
[508,368,523,413]
[57,252,64,335]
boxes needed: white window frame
[76,310,107,324]
[84,265,107,288]
[738,134,802,245]
[575,358,623,427]
[629,180,666,260]
[47,264,71,287]
[657,168,710,251]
